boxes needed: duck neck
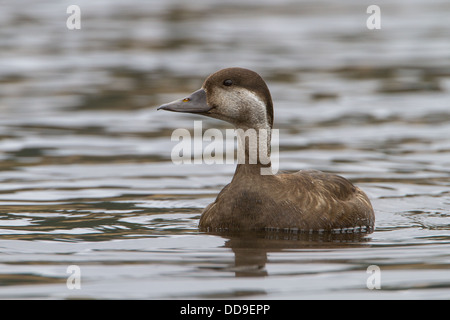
[234,124,272,176]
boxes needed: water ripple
[0,0,449,299]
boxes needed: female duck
[158,68,375,233]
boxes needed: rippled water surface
[0,0,449,299]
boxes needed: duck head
[157,67,274,130]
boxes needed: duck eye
[223,79,233,86]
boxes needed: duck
[157,67,375,233]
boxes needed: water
[0,0,449,299]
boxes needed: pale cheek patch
[235,89,269,129]
[205,86,270,130]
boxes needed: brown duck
[158,67,375,233]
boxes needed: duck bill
[157,88,211,113]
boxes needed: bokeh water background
[0,0,449,299]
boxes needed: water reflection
[212,230,372,277]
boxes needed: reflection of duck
[158,68,375,233]
[209,231,372,278]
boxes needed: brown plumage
[158,67,375,233]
